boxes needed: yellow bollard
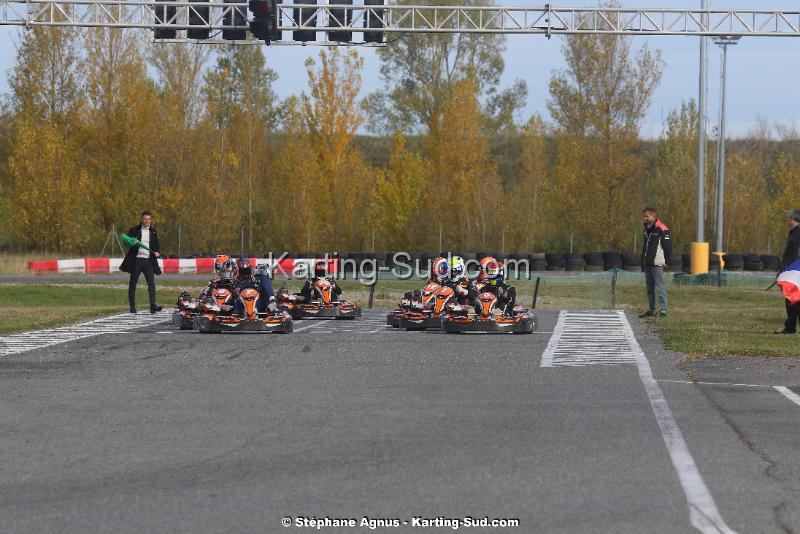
[712,251,725,271]
[691,242,710,274]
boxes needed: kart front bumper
[193,314,293,333]
[442,313,537,334]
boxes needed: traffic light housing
[249,0,279,43]
[364,0,385,43]
[223,0,247,40]
[187,0,210,39]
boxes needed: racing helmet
[237,258,252,279]
[432,257,449,282]
[313,261,327,279]
[218,259,238,283]
[488,261,505,286]
[479,256,499,282]
[214,254,230,275]
[449,256,466,283]
[482,257,501,280]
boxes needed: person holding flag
[120,211,163,314]
[775,209,800,334]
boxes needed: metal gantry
[1,2,800,44]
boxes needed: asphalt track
[1,310,799,533]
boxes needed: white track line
[540,310,566,367]
[773,386,800,408]
[617,311,736,534]
[0,311,172,356]
[293,321,329,333]
[659,379,775,389]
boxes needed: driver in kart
[233,258,277,314]
[200,256,237,298]
[299,261,342,303]
[446,256,480,306]
[479,259,517,317]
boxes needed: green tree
[6,27,83,122]
[368,0,525,135]
[369,134,429,250]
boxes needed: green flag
[120,233,151,252]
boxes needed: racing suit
[480,281,517,316]
[299,276,342,302]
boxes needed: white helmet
[449,256,466,283]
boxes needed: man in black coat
[776,208,800,334]
[120,211,163,314]
[639,207,672,318]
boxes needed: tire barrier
[28,251,784,274]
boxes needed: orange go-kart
[193,286,293,334]
[277,279,361,320]
[387,282,441,327]
[172,291,199,330]
[399,285,458,330]
[442,291,536,334]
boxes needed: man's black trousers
[785,299,800,333]
[129,258,157,310]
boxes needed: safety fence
[332,269,780,311]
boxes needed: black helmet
[238,258,252,278]
[314,261,327,278]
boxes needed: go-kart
[441,291,536,334]
[399,285,457,330]
[276,279,361,320]
[172,291,199,330]
[386,282,440,327]
[193,286,293,333]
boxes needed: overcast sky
[1,0,797,138]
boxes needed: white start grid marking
[540,311,639,367]
[0,310,173,356]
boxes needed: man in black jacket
[120,211,163,314]
[640,207,672,318]
[776,209,800,334]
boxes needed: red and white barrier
[28,257,337,276]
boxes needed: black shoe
[150,305,163,314]
[658,311,668,318]
[130,307,137,314]
[639,311,655,318]
[774,329,796,335]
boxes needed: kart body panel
[441,312,537,334]
[193,313,293,334]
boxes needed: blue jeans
[645,265,667,313]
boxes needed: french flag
[778,259,800,304]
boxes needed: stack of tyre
[602,252,623,271]
[530,253,547,272]
[667,252,682,272]
[545,253,566,271]
[583,253,604,272]
[564,253,586,271]
[761,255,781,272]
[722,253,744,271]
[621,253,641,272]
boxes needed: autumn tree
[425,78,501,250]
[545,21,664,250]
[279,48,373,251]
[648,100,697,252]
[505,115,549,251]
[6,27,83,123]
[368,0,526,135]
[369,134,429,250]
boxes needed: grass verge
[0,283,202,335]
[2,277,797,358]
[614,285,796,357]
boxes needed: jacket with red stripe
[641,220,672,268]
